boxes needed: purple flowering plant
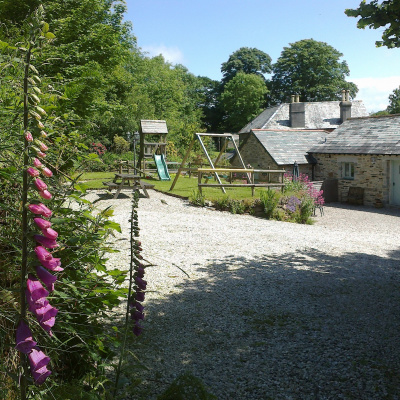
[1,6,130,398]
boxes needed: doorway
[391,160,400,205]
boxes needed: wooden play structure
[137,120,168,177]
[170,133,286,195]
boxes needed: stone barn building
[231,129,328,180]
[234,94,369,182]
[308,114,400,207]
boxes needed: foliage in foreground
[0,8,136,398]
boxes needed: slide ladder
[154,154,171,181]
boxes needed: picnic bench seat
[103,181,155,190]
[103,180,155,199]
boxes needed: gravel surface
[88,189,400,400]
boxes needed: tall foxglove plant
[17,6,58,395]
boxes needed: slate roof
[308,114,400,155]
[239,100,369,133]
[252,129,328,165]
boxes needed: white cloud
[351,76,400,113]
[142,44,185,65]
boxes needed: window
[342,162,355,179]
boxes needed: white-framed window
[342,162,355,179]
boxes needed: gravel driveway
[90,189,400,400]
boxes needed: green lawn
[75,171,271,201]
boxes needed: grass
[74,171,272,201]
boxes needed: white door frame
[390,160,400,205]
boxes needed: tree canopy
[221,47,272,84]
[220,72,268,132]
[345,0,400,48]
[387,86,400,114]
[270,39,358,103]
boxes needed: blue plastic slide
[154,154,171,181]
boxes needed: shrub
[113,135,130,154]
[91,142,107,156]
[260,188,281,219]
[190,190,206,207]
[213,195,230,211]
[228,199,245,214]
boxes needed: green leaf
[42,22,49,33]
[45,32,56,40]
[103,221,121,233]
[29,64,39,74]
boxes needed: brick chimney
[340,90,352,123]
[289,94,305,128]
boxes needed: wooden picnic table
[103,173,154,199]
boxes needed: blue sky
[124,0,400,113]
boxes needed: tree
[345,0,400,48]
[0,0,138,146]
[221,47,272,84]
[387,86,400,113]
[270,39,358,103]
[220,72,268,132]
[127,55,204,154]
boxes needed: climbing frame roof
[140,120,168,135]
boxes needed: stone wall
[313,153,400,206]
[232,134,277,169]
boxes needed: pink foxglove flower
[38,203,52,218]
[37,121,45,129]
[135,301,144,313]
[41,227,58,240]
[26,275,49,303]
[36,266,57,292]
[39,142,48,152]
[34,178,47,191]
[25,131,33,142]
[39,189,52,200]
[34,303,58,321]
[27,290,48,311]
[28,203,52,218]
[40,257,63,272]
[34,218,51,230]
[35,246,53,262]
[135,291,145,302]
[135,277,147,290]
[27,167,40,177]
[131,310,144,321]
[28,348,51,385]
[37,151,46,158]
[32,364,52,385]
[40,130,47,138]
[29,204,43,215]
[39,316,56,334]
[41,167,53,177]
[33,158,43,168]
[15,320,37,354]
[133,323,142,337]
[34,235,58,249]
